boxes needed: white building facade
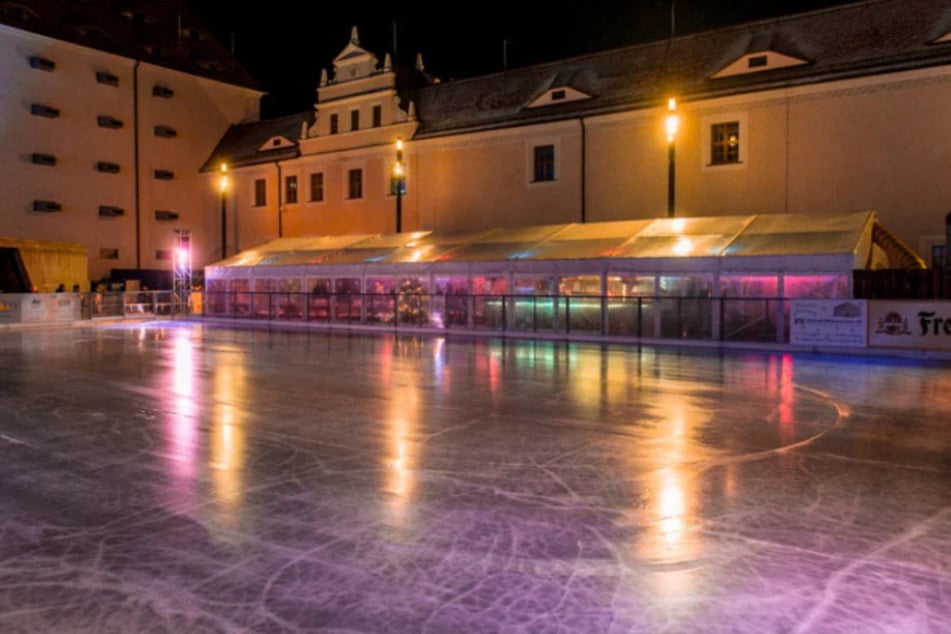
[208,0,951,268]
[0,11,262,286]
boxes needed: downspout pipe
[133,60,141,269]
[276,162,283,238]
[580,117,587,223]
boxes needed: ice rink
[0,322,949,633]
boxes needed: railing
[81,291,178,320]
[200,291,793,344]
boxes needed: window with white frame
[347,168,363,199]
[284,175,298,204]
[253,178,266,207]
[702,112,748,171]
[533,144,556,182]
[310,172,324,202]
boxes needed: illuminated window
[329,113,338,135]
[284,175,298,204]
[348,169,363,199]
[533,144,555,182]
[310,172,324,202]
[372,105,382,127]
[253,178,266,207]
[711,121,740,165]
[350,109,359,131]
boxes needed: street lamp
[393,138,405,233]
[665,97,679,218]
[218,163,229,258]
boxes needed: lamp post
[393,138,405,233]
[666,98,679,218]
[218,163,229,258]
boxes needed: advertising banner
[869,301,951,351]
[790,299,868,347]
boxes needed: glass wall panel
[307,277,332,322]
[558,275,601,295]
[334,277,361,322]
[719,275,778,298]
[722,298,779,342]
[275,278,303,319]
[229,279,250,317]
[366,276,396,324]
[253,278,275,318]
[512,276,552,331]
[658,275,713,338]
[434,276,470,329]
[206,278,228,315]
[396,276,430,326]
[720,275,779,342]
[472,276,508,329]
[783,274,848,298]
[606,275,655,337]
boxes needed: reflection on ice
[0,324,948,633]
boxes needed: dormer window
[525,86,592,109]
[712,50,809,78]
[257,136,296,152]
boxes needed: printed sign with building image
[790,299,868,347]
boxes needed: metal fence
[81,291,178,320]
[200,291,792,344]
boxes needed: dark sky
[189,1,859,119]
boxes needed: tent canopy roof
[209,211,915,273]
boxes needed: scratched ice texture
[0,323,949,633]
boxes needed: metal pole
[220,191,227,258]
[395,139,404,233]
[667,141,675,218]
[396,186,402,233]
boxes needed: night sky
[189,1,859,119]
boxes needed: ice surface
[0,323,949,633]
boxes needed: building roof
[412,0,951,136]
[200,112,309,172]
[206,210,924,274]
[208,0,951,165]
[0,0,259,90]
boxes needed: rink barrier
[197,291,790,345]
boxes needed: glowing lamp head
[666,98,679,142]
[175,247,189,264]
[396,138,404,152]
[218,163,229,193]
